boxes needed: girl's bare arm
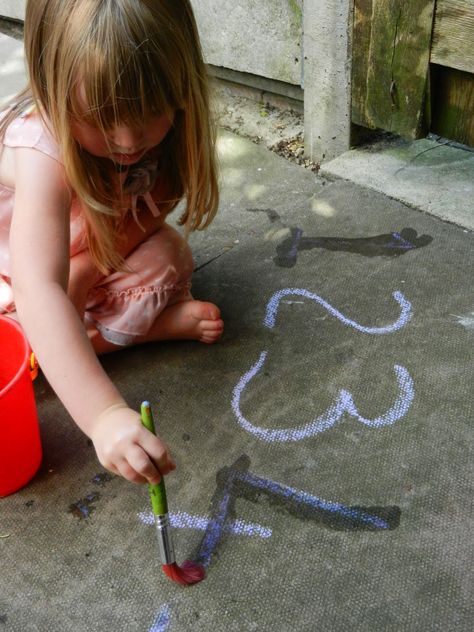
[10,148,174,483]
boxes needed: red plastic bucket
[0,315,42,496]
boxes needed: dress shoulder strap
[2,106,60,162]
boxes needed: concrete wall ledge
[209,66,304,105]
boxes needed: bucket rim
[0,314,30,399]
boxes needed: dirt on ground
[212,81,321,173]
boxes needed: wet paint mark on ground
[246,210,432,266]
[146,456,400,630]
[249,207,282,223]
[68,493,100,520]
[197,466,240,568]
[195,456,397,569]
[235,470,399,530]
[274,227,432,267]
[92,472,114,486]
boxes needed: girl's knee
[142,224,194,284]
[106,223,194,290]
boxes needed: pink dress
[0,109,194,345]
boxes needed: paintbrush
[140,401,205,586]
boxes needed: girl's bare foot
[89,300,224,354]
[144,300,224,344]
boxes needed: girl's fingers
[97,424,177,484]
[125,444,161,484]
[139,429,176,477]
[115,458,148,484]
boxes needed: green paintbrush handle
[140,401,169,516]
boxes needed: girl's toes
[209,318,224,330]
[199,320,224,343]
[200,335,214,344]
[204,303,221,321]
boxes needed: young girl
[0,0,224,485]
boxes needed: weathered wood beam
[352,0,437,139]
[431,0,474,74]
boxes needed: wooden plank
[352,0,437,139]
[431,0,474,74]
[351,0,373,126]
[431,65,474,146]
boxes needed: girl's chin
[110,149,146,165]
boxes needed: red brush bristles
[162,560,205,586]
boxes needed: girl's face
[71,114,174,166]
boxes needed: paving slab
[1,130,473,631]
[321,136,474,231]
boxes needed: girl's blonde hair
[0,0,219,273]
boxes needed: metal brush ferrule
[155,513,176,565]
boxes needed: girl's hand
[90,403,176,484]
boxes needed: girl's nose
[108,125,144,152]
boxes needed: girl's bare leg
[88,299,224,355]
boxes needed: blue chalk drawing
[231,288,415,442]
[452,311,474,330]
[138,510,272,539]
[264,288,412,332]
[388,232,417,250]
[232,352,415,442]
[149,603,171,632]
[236,472,390,530]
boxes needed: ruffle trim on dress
[89,280,191,300]
[85,280,192,346]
